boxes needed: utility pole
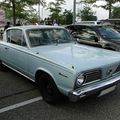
[73,0,76,24]
[12,0,16,25]
[38,4,41,22]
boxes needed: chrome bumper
[68,75,120,102]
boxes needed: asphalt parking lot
[0,69,120,120]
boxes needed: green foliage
[96,0,120,18]
[0,0,46,24]
[78,6,97,21]
[80,0,96,4]
[61,9,73,25]
[80,0,120,18]
[63,9,73,24]
[112,7,120,18]
[81,0,119,4]
[47,0,65,24]
[98,1,113,10]
[47,0,72,25]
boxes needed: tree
[80,0,120,19]
[47,0,65,24]
[3,4,39,24]
[0,0,46,25]
[77,6,97,21]
[61,9,73,25]
[98,0,120,19]
[112,6,120,18]
[80,0,96,4]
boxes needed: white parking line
[0,96,43,114]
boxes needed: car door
[5,29,29,74]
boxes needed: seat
[29,36,40,46]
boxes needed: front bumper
[68,75,120,102]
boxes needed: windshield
[26,28,74,47]
[98,26,120,39]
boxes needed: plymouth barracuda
[1,25,120,104]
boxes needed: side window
[27,29,44,47]
[80,28,98,42]
[6,29,27,46]
[66,26,80,38]
[6,30,10,42]
[66,26,75,34]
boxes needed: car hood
[31,43,120,72]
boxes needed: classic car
[1,25,120,104]
[66,24,120,51]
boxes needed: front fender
[35,67,76,96]
[35,67,56,83]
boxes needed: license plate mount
[98,85,116,97]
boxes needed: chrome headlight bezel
[75,73,85,88]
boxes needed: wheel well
[35,70,53,83]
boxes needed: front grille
[114,65,120,73]
[84,69,102,84]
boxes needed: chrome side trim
[69,75,120,102]
[3,62,35,82]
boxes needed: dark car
[66,24,120,51]
[100,19,120,33]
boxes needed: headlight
[76,74,85,87]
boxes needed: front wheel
[37,73,64,104]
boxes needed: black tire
[37,73,64,104]
[0,60,5,71]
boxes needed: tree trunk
[109,0,112,19]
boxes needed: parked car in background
[100,19,120,33]
[76,21,101,25]
[1,25,120,104]
[66,24,120,51]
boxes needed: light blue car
[1,25,120,104]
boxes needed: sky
[38,0,109,20]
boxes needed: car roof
[76,21,101,25]
[67,24,104,27]
[7,25,65,30]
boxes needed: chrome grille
[84,69,102,84]
[114,65,120,73]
